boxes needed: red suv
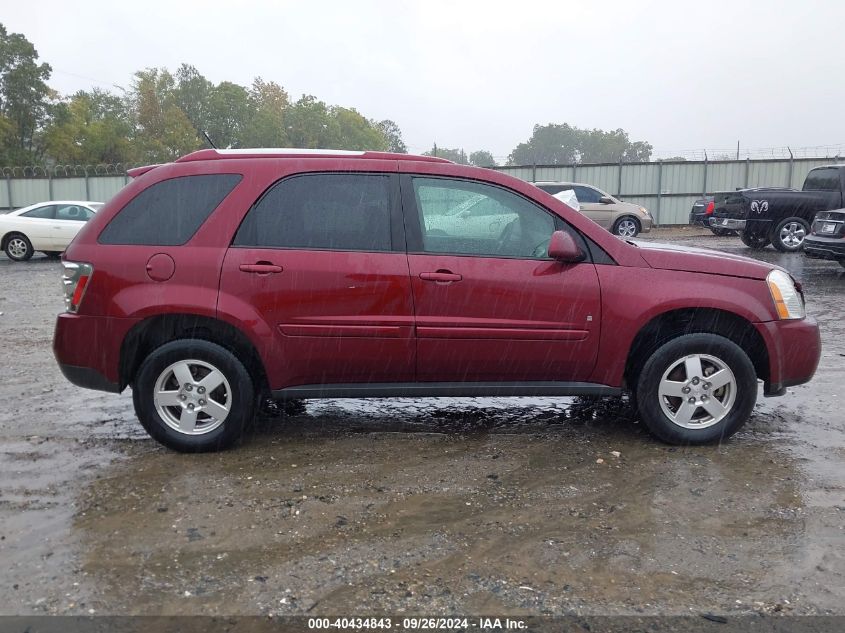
[53,149,821,452]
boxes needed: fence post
[48,171,54,200]
[617,158,623,197]
[744,158,750,188]
[702,156,708,196]
[6,175,12,210]
[532,163,537,183]
[787,147,794,188]
[84,169,91,200]
[655,161,663,227]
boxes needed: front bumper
[640,216,653,233]
[804,235,845,260]
[710,217,746,231]
[755,317,821,396]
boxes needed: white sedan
[1,201,103,261]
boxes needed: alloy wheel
[7,238,28,259]
[657,353,737,429]
[153,359,232,435]
[616,219,638,237]
[779,222,806,249]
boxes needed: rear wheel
[4,233,34,261]
[635,333,757,445]
[613,216,640,238]
[133,340,256,452]
[771,217,810,252]
[740,232,770,249]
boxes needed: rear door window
[98,174,241,245]
[233,173,393,251]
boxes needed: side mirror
[547,230,585,262]
[599,196,614,204]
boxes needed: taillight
[705,201,715,215]
[62,261,93,313]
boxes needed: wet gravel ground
[0,227,843,617]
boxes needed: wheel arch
[612,214,641,235]
[624,307,769,389]
[119,314,269,395]
[1,230,29,250]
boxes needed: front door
[218,172,415,389]
[572,185,612,229]
[402,175,602,383]
[52,204,94,250]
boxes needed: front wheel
[635,333,758,445]
[5,233,34,261]
[740,232,770,249]
[133,339,256,452]
[613,216,640,238]
[771,217,810,252]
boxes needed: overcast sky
[6,0,844,161]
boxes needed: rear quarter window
[98,174,241,245]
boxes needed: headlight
[639,206,651,217]
[766,269,805,320]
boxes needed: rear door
[402,175,601,383]
[218,171,415,389]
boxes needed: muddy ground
[0,227,843,617]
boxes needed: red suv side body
[53,150,821,450]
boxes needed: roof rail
[175,148,452,163]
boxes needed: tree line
[0,23,653,168]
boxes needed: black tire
[4,233,34,261]
[635,333,757,445]
[612,216,640,238]
[132,339,256,452]
[739,232,770,250]
[771,217,810,253]
[710,227,734,237]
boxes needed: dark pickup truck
[710,165,845,251]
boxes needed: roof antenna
[201,130,218,149]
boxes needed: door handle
[239,262,283,274]
[419,271,462,283]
